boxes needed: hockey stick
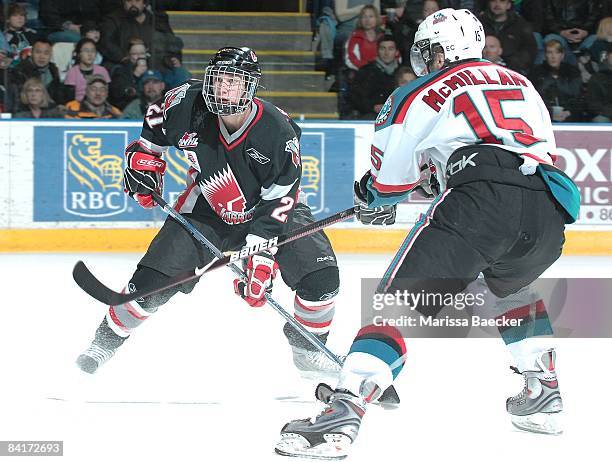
[73,204,356,307]
[140,192,401,406]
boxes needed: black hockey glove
[354,171,396,226]
[123,141,166,209]
[413,163,440,199]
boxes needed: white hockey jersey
[367,59,557,207]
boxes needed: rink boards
[0,120,611,254]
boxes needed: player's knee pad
[129,265,184,313]
[295,266,339,301]
[293,267,339,334]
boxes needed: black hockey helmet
[203,46,262,116]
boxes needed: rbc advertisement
[33,124,355,223]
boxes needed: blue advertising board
[33,123,354,222]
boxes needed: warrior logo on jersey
[375,95,393,126]
[163,82,190,118]
[285,137,301,167]
[198,165,254,225]
[178,132,199,148]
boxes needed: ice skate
[283,323,342,380]
[76,318,128,374]
[506,349,563,435]
[275,383,366,460]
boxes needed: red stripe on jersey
[218,99,264,151]
[393,61,491,125]
[522,152,553,165]
[174,174,198,212]
[371,176,421,194]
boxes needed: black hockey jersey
[138,79,302,242]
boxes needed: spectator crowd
[0,0,190,119]
[1,1,611,123]
[313,0,612,122]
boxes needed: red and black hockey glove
[123,141,166,209]
[233,251,279,308]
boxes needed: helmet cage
[203,65,259,116]
[410,38,446,77]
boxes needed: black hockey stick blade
[73,206,356,306]
[72,261,130,305]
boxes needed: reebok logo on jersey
[199,165,254,225]
[447,153,478,176]
[247,147,270,164]
[178,132,199,148]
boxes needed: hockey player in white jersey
[276,8,580,459]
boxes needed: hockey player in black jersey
[77,47,341,379]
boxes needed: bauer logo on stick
[230,237,279,262]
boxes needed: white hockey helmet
[410,8,485,76]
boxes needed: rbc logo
[64,132,128,217]
[300,155,324,214]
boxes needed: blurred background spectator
[109,38,148,110]
[585,42,612,122]
[334,0,380,51]
[590,16,612,64]
[344,5,384,70]
[65,73,121,118]
[80,21,103,65]
[13,76,62,117]
[348,35,399,119]
[4,2,37,65]
[99,0,183,70]
[122,68,164,119]
[63,38,110,102]
[480,0,536,75]
[530,39,584,122]
[540,0,606,65]
[38,0,101,43]
[394,65,416,86]
[483,34,506,66]
[9,37,68,111]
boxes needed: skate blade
[511,412,563,435]
[275,433,351,460]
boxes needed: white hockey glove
[233,251,279,307]
[354,171,397,226]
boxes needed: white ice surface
[0,253,611,461]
